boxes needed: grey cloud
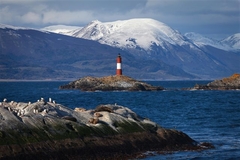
[0,0,239,39]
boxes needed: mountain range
[1,18,239,80]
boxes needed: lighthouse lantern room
[116,54,122,75]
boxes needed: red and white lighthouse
[116,54,122,75]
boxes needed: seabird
[43,109,49,113]
[3,98,7,102]
[33,109,38,113]
[49,98,52,103]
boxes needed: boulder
[59,75,164,91]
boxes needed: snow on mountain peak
[221,33,240,50]
[185,32,221,46]
[3,18,234,52]
[184,32,236,51]
[41,25,81,34]
[0,24,28,30]
[70,18,189,50]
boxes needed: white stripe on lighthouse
[117,63,121,69]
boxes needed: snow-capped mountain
[1,19,239,80]
[63,18,240,78]
[0,24,27,30]
[41,25,82,35]
[70,19,193,51]
[184,32,229,50]
[185,32,239,51]
[221,33,240,50]
[41,19,239,52]
[1,23,197,80]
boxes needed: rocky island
[193,73,240,90]
[60,75,164,91]
[0,99,213,159]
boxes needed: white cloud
[21,12,42,24]
[0,2,95,26]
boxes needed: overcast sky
[0,0,239,40]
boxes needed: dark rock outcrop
[192,73,240,90]
[0,100,213,159]
[60,75,164,91]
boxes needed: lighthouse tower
[116,54,122,75]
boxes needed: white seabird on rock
[21,109,25,115]
[33,109,39,114]
[17,111,21,116]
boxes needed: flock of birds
[0,97,56,105]
[0,97,57,117]
[1,98,121,125]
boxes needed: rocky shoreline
[189,73,240,90]
[0,99,213,159]
[59,75,164,91]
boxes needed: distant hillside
[0,26,196,80]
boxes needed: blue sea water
[0,81,240,159]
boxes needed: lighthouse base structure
[116,69,122,75]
